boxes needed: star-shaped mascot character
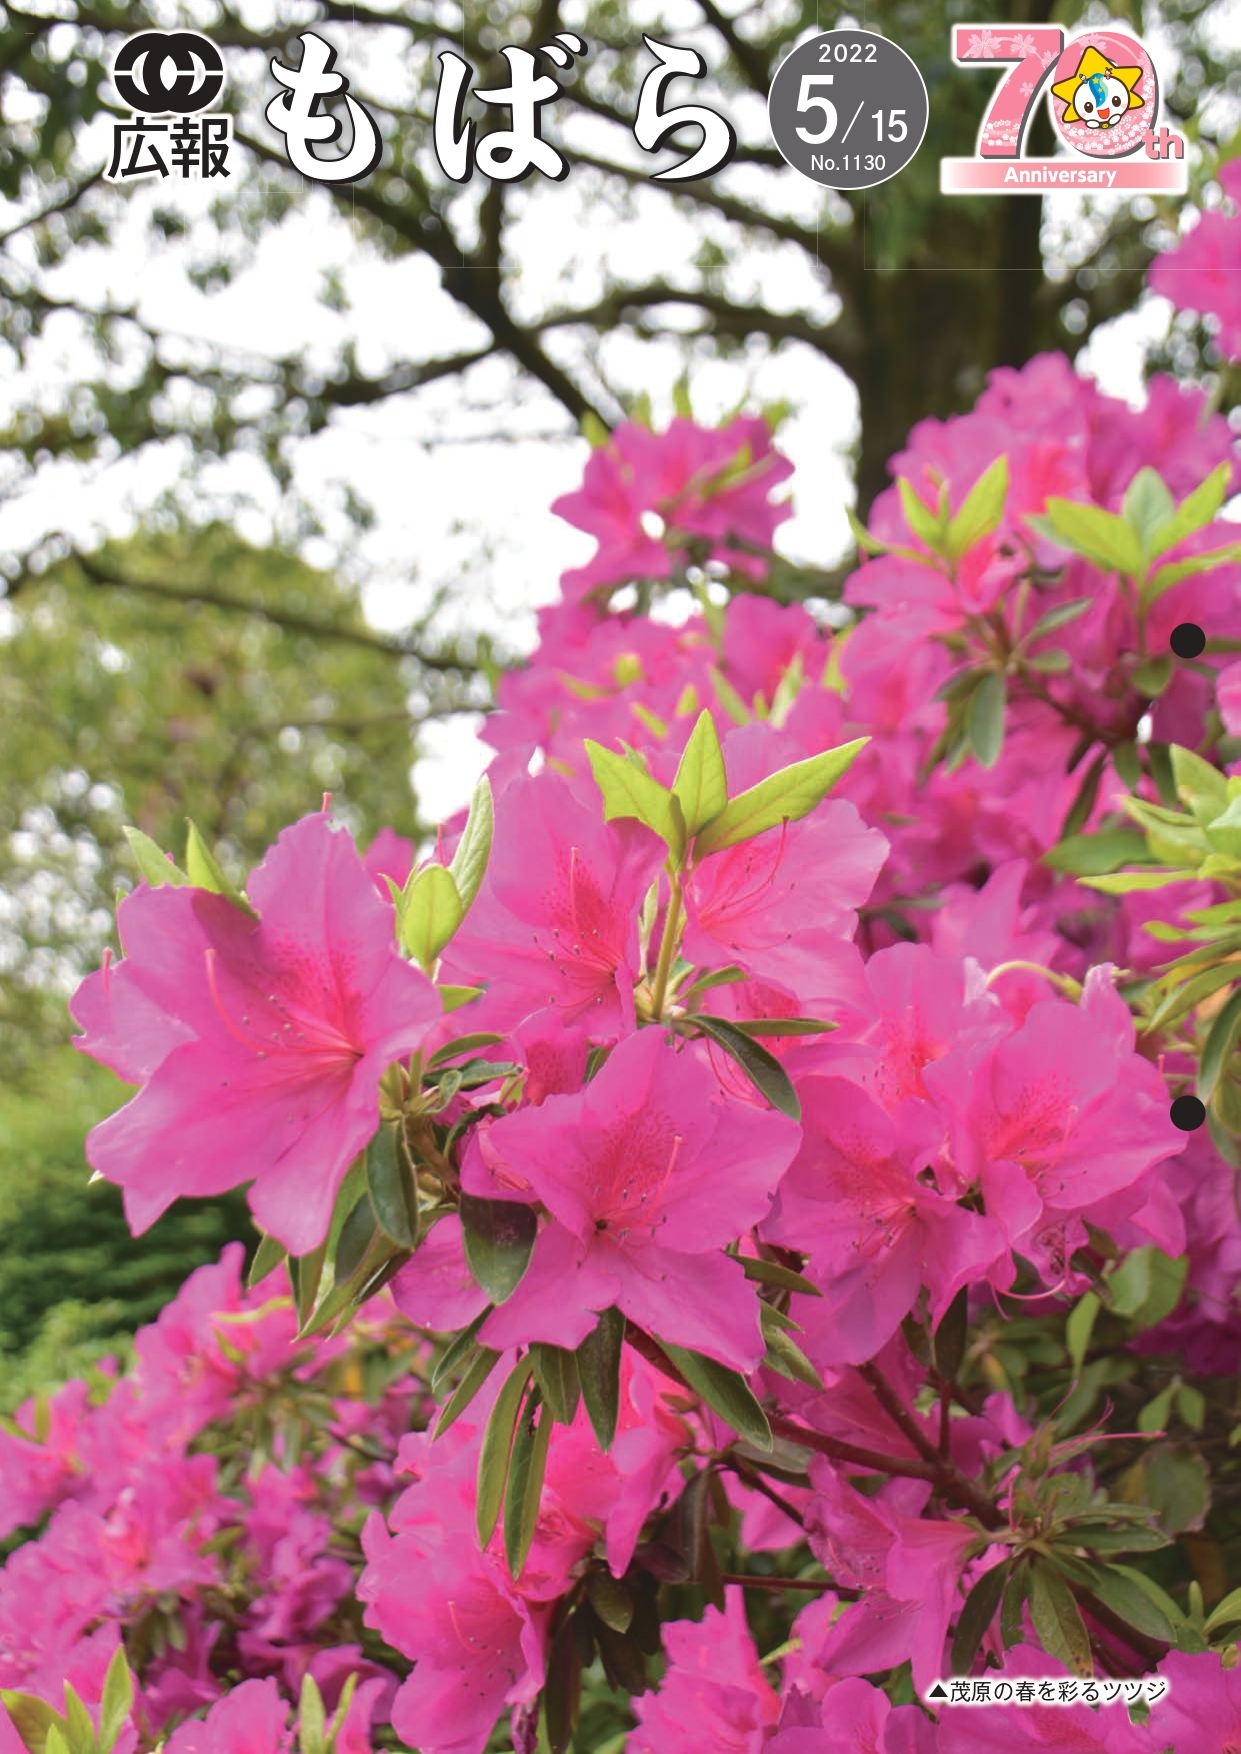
[1051,45,1144,130]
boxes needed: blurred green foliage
[0,1049,255,1413]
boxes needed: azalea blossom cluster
[5,293,1241,1753]
[0,1243,425,1753]
[1148,157,1241,363]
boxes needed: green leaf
[692,1016,800,1120]
[0,1693,66,1754]
[1177,1384,1206,1432]
[291,1236,328,1330]
[1061,751,1107,842]
[459,1194,537,1304]
[122,825,190,888]
[298,1672,327,1754]
[1146,963,1241,1034]
[531,1343,581,1425]
[400,864,464,970]
[432,1310,491,1391]
[43,1731,69,1754]
[323,1676,358,1754]
[60,1692,93,1754]
[1147,543,1241,603]
[761,1309,825,1389]
[1022,597,1094,643]
[1080,870,1198,894]
[898,477,948,553]
[428,1031,507,1067]
[504,1389,552,1580]
[1025,647,1072,673]
[185,820,255,915]
[1206,798,1241,859]
[438,984,484,1012]
[672,710,728,836]
[334,1188,379,1286]
[588,1571,634,1634]
[476,1358,532,1548]
[967,672,1006,770]
[1138,1384,1176,1435]
[1206,1586,1241,1637]
[581,410,610,448]
[1122,468,1176,556]
[1200,990,1241,1105]
[97,1648,134,1754]
[448,776,494,917]
[1043,830,1150,876]
[585,741,685,860]
[740,1256,821,1297]
[1148,461,1233,557]
[434,1346,501,1437]
[1066,1291,1099,1374]
[1132,657,1174,698]
[577,1307,624,1452]
[544,1614,584,1754]
[1080,1563,1177,1645]
[1042,497,1146,577]
[709,665,752,725]
[846,505,889,555]
[366,1125,419,1250]
[946,456,1009,563]
[951,1559,1010,1675]
[1171,745,1230,820]
[694,739,867,857]
[719,1017,837,1038]
[1028,1562,1093,1676]
[1000,1563,1029,1647]
[247,1231,287,1290]
[660,1342,772,1451]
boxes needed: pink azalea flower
[552,417,793,600]
[937,1645,1152,1751]
[767,1677,937,1753]
[762,1077,1009,1364]
[1139,1647,1241,1751]
[70,812,440,1256]
[682,724,889,996]
[805,1463,986,1694]
[1218,660,1241,738]
[163,1677,293,1754]
[1149,206,1241,360]
[359,1512,548,1754]
[923,967,1187,1282]
[438,769,664,1038]
[628,1587,780,1754]
[467,1029,800,1371]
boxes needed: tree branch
[27,548,478,673]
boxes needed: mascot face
[1051,46,1144,131]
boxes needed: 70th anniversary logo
[102,17,1187,198]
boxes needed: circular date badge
[768,29,928,190]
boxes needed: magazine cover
[0,2,1239,1749]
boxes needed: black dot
[1170,623,1206,659]
[1170,1094,1207,1132]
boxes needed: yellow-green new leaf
[672,710,727,835]
[585,741,686,860]
[694,739,868,857]
[946,456,1008,563]
[185,820,256,915]
[1042,498,1146,578]
[123,826,190,889]
[449,776,494,916]
[401,865,464,970]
